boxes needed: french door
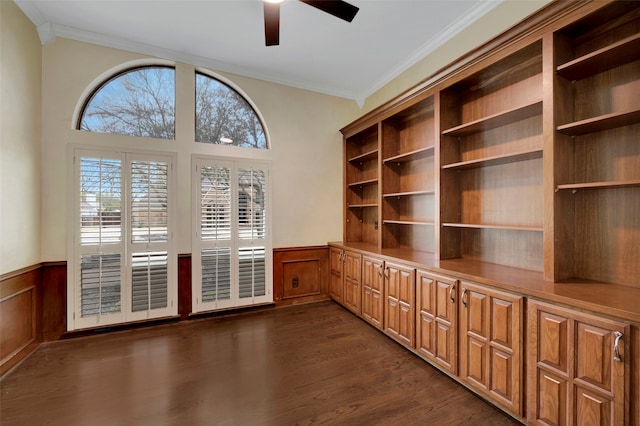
[192,157,271,312]
[68,149,176,330]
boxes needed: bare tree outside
[80,66,175,139]
[79,67,267,149]
[195,72,267,148]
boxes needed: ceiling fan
[264,0,359,46]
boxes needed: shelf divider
[383,190,435,198]
[383,146,435,163]
[556,180,640,191]
[556,109,640,136]
[556,33,640,81]
[442,149,542,170]
[348,149,378,164]
[442,223,543,232]
[384,220,435,226]
[347,178,378,188]
[347,203,379,208]
[441,100,542,137]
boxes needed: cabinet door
[329,248,343,303]
[459,281,523,416]
[528,300,629,426]
[342,251,362,315]
[416,270,458,374]
[384,261,415,348]
[362,256,384,329]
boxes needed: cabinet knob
[613,331,623,362]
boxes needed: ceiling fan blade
[264,2,280,46]
[299,0,359,22]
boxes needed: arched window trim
[195,67,271,150]
[72,59,176,132]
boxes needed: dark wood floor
[1,301,520,425]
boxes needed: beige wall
[40,38,360,261]
[360,0,553,114]
[0,1,42,274]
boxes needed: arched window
[69,62,271,331]
[78,66,176,139]
[195,72,267,149]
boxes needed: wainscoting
[1,247,329,376]
[0,262,65,376]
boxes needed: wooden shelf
[441,100,542,137]
[348,149,378,164]
[347,178,378,188]
[556,180,640,191]
[383,190,435,198]
[384,220,434,226]
[442,149,542,170]
[556,33,640,81]
[442,223,543,232]
[347,203,378,208]
[556,109,640,136]
[383,146,434,164]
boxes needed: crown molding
[13,0,507,104]
[360,0,503,101]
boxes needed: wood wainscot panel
[0,265,42,376]
[273,246,329,306]
[178,254,192,320]
[42,262,66,342]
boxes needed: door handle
[613,331,623,362]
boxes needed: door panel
[416,270,458,375]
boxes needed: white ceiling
[16,0,509,102]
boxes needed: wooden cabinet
[384,261,415,348]
[329,247,344,304]
[459,281,523,416]
[528,300,630,425]
[330,247,361,315]
[342,251,362,315]
[361,255,384,330]
[416,270,458,375]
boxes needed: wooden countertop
[329,241,640,323]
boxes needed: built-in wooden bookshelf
[551,0,640,287]
[340,0,639,289]
[381,95,436,253]
[439,40,544,272]
[344,124,379,245]
[337,2,640,424]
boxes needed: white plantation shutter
[70,149,176,330]
[128,158,172,320]
[76,155,125,325]
[200,165,231,241]
[202,248,231,302]
[131,160,168,243]
[238,247,266,298]
[237,167,267,299]
[131,251,168,311]
[193,158,271,312]
[196,163,233,308]
[80,158,122,245]
[80,253,121,317]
